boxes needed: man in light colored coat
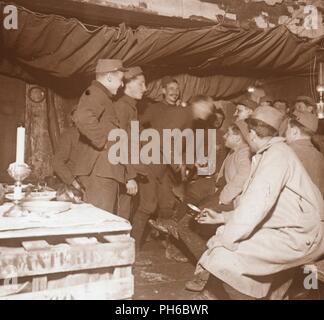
[196,106,324,299]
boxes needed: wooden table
[0,203,134,300]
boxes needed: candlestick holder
[317,101,324,119]
[316,87,324,119]
[3,162,31,217]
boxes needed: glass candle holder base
[3,202,28,218]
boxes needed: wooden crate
[0,206,135,300]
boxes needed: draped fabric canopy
[0,2,323,178]
[0,3,321,82]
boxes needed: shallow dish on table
[21,200,71,216]
[5,191,57,201]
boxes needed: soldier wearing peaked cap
[113,66,147,220]
[72,59,127,213]
[294,95,317,114]
[114,67,162,263]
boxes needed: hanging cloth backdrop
[1,2,324,177]
[0,3,322,84]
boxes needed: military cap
[251,106,284,131]
[260,95,274,104]
[95,59,126,73]
[295,96,316,107]
[235,120,250,143]
[238,99,258,111]
[293,110,318,133]
[124,66,144,80]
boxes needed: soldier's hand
[126,179,138,196]
[196,208,225,225]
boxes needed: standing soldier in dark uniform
[52,106,81,191]
[114,66,147,219]
[135,91,215,263]
[73,59,126,213]
[135,77,184,262]
[139,77,182,223]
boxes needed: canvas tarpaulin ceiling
[0,2,322,99]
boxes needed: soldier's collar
[92,80,114,99]
[122,94,137,109]
[256,137,285,154]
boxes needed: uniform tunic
[140,101,193,177]
[73,80,125,213]
[113,95,138,219]
[73,80,125,181]
[217,143,251,205]
[289,139,324,196]
[113,94,138,181]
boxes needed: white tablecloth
[0,203,129,232]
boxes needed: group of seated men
[52,58,324,300]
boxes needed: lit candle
[16,126,25,164]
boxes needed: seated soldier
[215,122,252,206]
[152,121,252,292]
[286,110,324,196]
[196,106,324,300]
[293,96,316,114]
[182,121,252,292]
[290,96,324,153]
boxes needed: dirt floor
[133,238,198,300]
[132,235,324,300]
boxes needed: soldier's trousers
[157,168,178,219]
[176,178,233,261]
[118,183,132,220]
[79,172,119,214]
[131,165,178,250]
[131,172,159,251]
